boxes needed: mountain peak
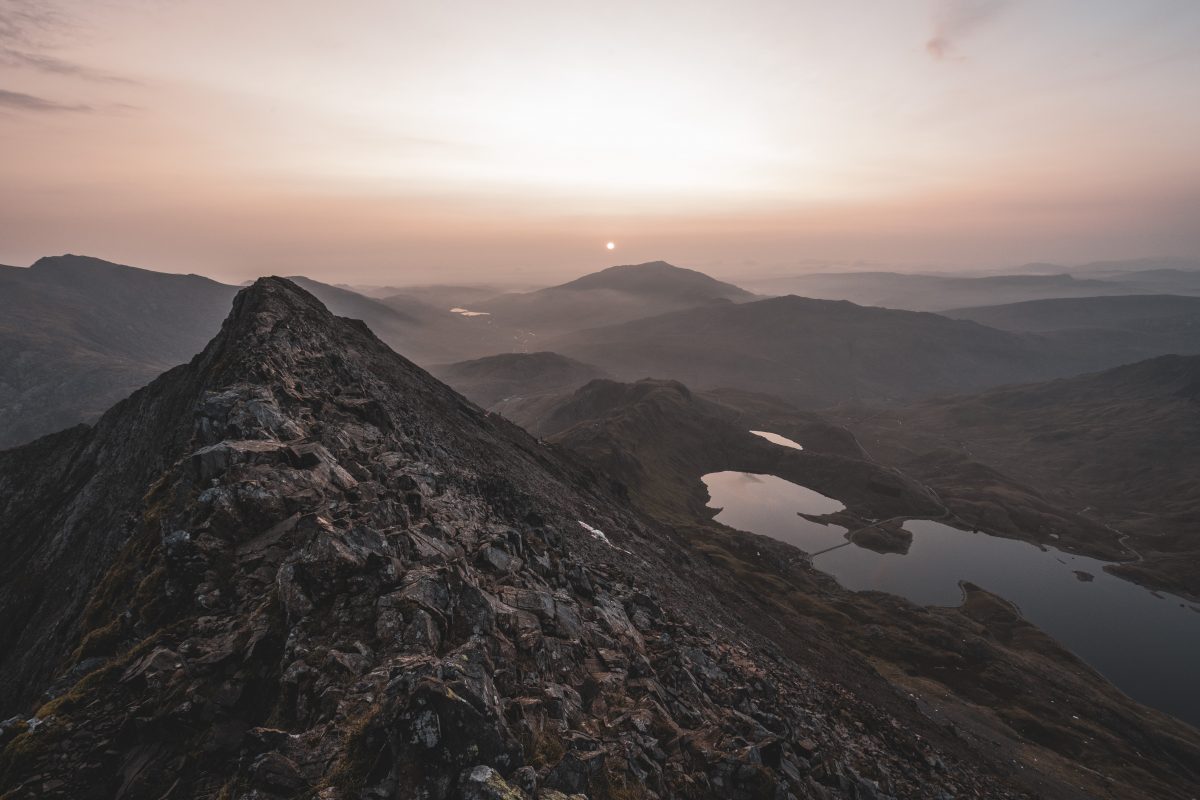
[199,276,363,384]
[27,254,226,289]
[31,253,120,270]
[190,281,473,445]
[13,265,941,800]
[555,260,753,298]
[30,254,158,276]
[227,275,333,324]
[612,260,678,270]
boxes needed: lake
[750,430,803,450]
[702,469,1200,727]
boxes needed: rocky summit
[0,278,1188,799]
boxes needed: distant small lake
[702,470,1200,727]
[750,430,803,450]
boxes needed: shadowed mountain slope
[549,295,1137,407]
[283,275,500,364]
[430,352,609,410]
[496,376,1200,796]
[0,255,239,447]
[843,354,1200,597]
[0,258,507,449]
[4,280,1198,797]
[947,294,1200,333]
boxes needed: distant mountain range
[475,261,756,340]
[547,294,1177,406]
[745,259,1200,312]
[946,293,1200,332]
[0,258,761,446]
[0,258,509,447]
[745,271,1127,311]
[7,254,1200,450]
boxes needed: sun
[606,241,615,250]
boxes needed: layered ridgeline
[547,295,1145,407]
[945,294,1200,332]
[11,255,1200,451]
[488,376,1200,794]
[943,295,1200,366]
[0,278,1021,799]
[842,354,1200,598]
[476,261,756,339]
[282,276,501,364]
[3,281,1199,798]
[743,272,1128,312]
[0,256,497,448]
[741,259,1200,312]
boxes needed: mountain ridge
[0,278,1016,797]
[6,278,1198,797]
[548,294,1087,406]
[475,261,756,340]
[945,293,1200,332]
[554,261,754,299]
[841,353,1200,597]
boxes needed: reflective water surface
[750,430,804,450]
[703,470,1200,727]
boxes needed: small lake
[750,430,803,450]
[702,470,1200,728]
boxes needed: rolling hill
[946,294,1200,333]
[844,354,1200,596]
[548,294,1129,407]
[476,261,756,340]
[744,271,1130,311]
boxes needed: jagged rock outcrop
[0,279,1196,799]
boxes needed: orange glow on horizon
[0,1,1197,283]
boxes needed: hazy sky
[1,0,1198,284]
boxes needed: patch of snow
[578,520,630,552]
[449,307,490,317]
[578,520,610,544]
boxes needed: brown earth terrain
[2,282,1198,798]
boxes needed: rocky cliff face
[0,279,1190,799]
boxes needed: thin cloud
[0,87,91,112]
[0,0,137,84]
[0,0,61,48]
[926,0,1010,61]
[0,49,139,83]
